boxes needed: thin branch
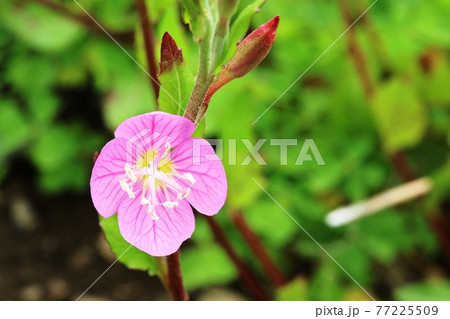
[326,177,433,226]
[232,210,287,288]
[203,215,270,300]
[166,250,189,301]
[29,0,134,45]
[428,214,450,265]
[389,151,416,182]
[357,7,392,78]
[339,0,417,181]
[341,2,415,180]
[135,0,160,101]
[339,0,375,98]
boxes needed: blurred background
[0,0,449,301]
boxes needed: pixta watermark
[125,129,325,167]
[192,138,325,166]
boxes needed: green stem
[184,19,215,124]
[209,16,229,73]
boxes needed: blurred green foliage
[1,0,449,300]
[395,281,450,301]
[100,215,158,275]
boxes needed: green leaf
[29,124,104,192]
[395,280,450,301]
[148,0,179,21]
[245,199,297,247]
[226,156,265,209]
[370,78,427,152]
[181,244,237,290]
[0,100,29,159]
[102,70,155,130]
[427,162,450,211]
[0,1,84,53]
[27,90,59,124]
[275,277,308,301]
[157,33,195,115]
[6,54,55,96]
[190,216,214,242]
[89,39,156,125]
[80,0,135,31]
[100,214,158,275]
[222,0,266,65]
[356,210,415,263]
[192,117,206,137]
[179,0,207,40]
[309,261,344,301]
[331,244,371,286]
[420,52,450,105]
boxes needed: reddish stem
[232,211,287,288]
[428,214,450,265]
[339,0,416,182]
[166,250,189,301]
[339,0,374,98]
[357,7,391,75]
[389,151,416,182]
[203,215,269,300]
[93,151,99,164]
[194,71,233,120]
[135,0,160,101]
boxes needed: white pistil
[155,172,185,194]
[161,184,179,208]
[162,201,179,208]
[125,163,137,182]
[182,172,196,184]
[161,142,171,160]
[148,205,158,220]
[177,188,191,200]
[119,178,135,198]
[119,144,197,216]
[147,176,158,213]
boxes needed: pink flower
[90,112,227,256]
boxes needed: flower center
[119,142,195,220]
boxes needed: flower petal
[117,188,194,256]
[170,138,227,216]
[114,112,195,150]
[90,138,132,218]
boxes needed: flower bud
[199,15,280,115]
[223,15,279,79]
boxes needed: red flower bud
[199,15,280,114]
[223,15,279,79]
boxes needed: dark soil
[0,79,169,300]
[0,157,167,301]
